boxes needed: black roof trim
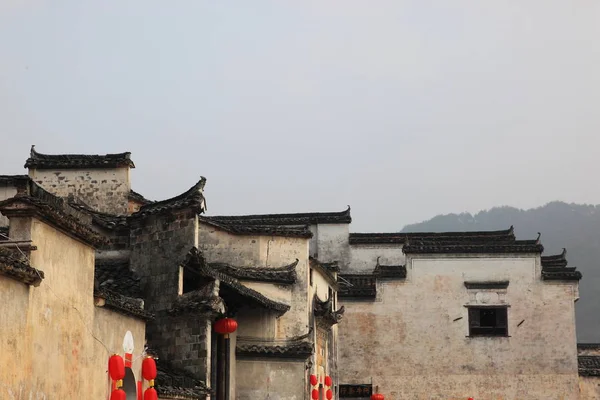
[236,333,313,360]
[131,178,206,218]
[209,260,298,284]
[206,206,351,226]
[95,258,142,298]
[313,293,344,327]
[25,145,135,169]
[200,217,312,239]
[128,190,154,205]
[95,289,154,321]
[373,257,406,279]
[350,227,515,245]
[403,240,543,255]
[0,181,108,247]
[541,249,582,281]
[0,247,44,286]
[579,355,600,377]
[181,248,291,315]
[338,274,377,299]
[0,175,30,185]
[464,281,509,290]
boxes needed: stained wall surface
[236,359,305,400]
[338,254,580,400]
[29,167,131,214]
[198,223,310,339]
[0,217,145,400]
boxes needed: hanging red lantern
[371,394,385,400]
[142,357,157,382]
[214,318,238,335]
[310,374,318,386]
[144,387,158,400]
[468,398,474,400]
[311,389,319,400]
[110,389,126,400]
[326,389,333,399]
[324,376,332,387]
[108,354,125,381]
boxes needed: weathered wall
[29,167,131,214]
[338,254,580,400]
[0,217,145,400]
[236,359,305,400]
[236,307,278,338]
[579,377,600,400]
[198,223,310,339]
[129,209,202,375]
[315,224,349,266]
[0,184,17,226]
[347,244,405,274]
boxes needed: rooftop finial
[536,232,541,243]
[376,256,381,266]
[561,248,567,258]
[30,145,36,157]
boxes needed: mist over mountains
[401,201,600,342]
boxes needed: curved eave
[209,259,299,284]
[94,290,154,321]
[131,178,207,218]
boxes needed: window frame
[465,305,509,337]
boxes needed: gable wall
[0,216,145,400]
[338,254,580,399]
[29,167,131,214]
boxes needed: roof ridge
[25,145,135,169]
[205,206,351,225]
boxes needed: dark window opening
[182,267,206,294]
[468,307,508,337]
[310,269,314,286]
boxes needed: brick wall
[28,167,131,214]
[129,208,210,377]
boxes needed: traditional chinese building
[0,146,592,400]
[2,147,346,400]
[0,175,150,399]
[335,230,583,400]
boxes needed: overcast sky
[0,1,598,231]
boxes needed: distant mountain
[401,201,600,342]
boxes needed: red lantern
[144,387,158,400]
[324,376,332,387]
[371,394,384,400]
[468,398,474,400]
[214,318,238,335]
[310,374,318,386]
[108,354,125,381]
[142,357,157,381]
[110,389,126,400]
[311,389,319,400]
[326,389,333,399]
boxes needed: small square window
[468,307,508,337]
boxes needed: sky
[0,1,599,232]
